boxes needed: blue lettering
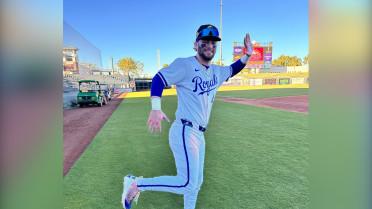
[192,76,203,92]
[192,74,219,95]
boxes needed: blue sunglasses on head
[197,28,220,40]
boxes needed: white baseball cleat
[121,174,142,209]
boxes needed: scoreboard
[233,42,273,69]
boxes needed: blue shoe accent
[125,199,132,209]
[122,174,141,208]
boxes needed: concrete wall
[261,66,309,73]
[265,66,287,73]
[286,66,309,73]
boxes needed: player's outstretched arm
[230,33,253,77]
[147,74,169,133]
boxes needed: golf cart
[77,80,107,107]
[99,83,112,101]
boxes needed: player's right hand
[244,33,253,56]
[147,110,170,133]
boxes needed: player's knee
[174,175,194,192]
[190,178,203,193]
[176,172,199,193]
[186,176,199,192]
[184,183,197,194]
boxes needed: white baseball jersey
[157,56,232,127]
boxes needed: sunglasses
[197,28,219,40]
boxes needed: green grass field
[64,88,309,209]
[216,88,309,99]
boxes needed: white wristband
[240,54,251,64]
[151,97,161,110]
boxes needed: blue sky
[63,0,308,75]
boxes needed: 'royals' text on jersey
[157,56,232,127]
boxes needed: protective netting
[63,21,102,69]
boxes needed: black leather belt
[181,119,206,132]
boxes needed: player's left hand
[244,33,253,56]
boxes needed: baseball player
[122,24,253,209]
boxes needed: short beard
[198,45,215,61]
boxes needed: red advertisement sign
[249,47,264,61]
[265,78,276,85]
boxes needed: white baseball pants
[137,119,206,209]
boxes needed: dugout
[135,78,172,91]
[135,79,152,91]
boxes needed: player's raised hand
[147,110,170,133]
[244,33,253,56]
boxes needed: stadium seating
[63,74,131,90]
[63,77,79,93]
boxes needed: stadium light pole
[220,0,223,65]
[157,49,160,70]
[111,57,114,75]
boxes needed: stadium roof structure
[63,46,79,51]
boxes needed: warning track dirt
[216,95,308,114]
[63,93,125,177]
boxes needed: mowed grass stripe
[204,100,309,209]
[125,86,309,98]
[216,88,309,99]
[64,89,308,209]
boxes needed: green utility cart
[77,80,107,107]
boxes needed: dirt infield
[216,95,308,114]
[63,93,124,177]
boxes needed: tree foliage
[303,55,309,65]
[272,55,303,66]
[211,60,225,66]
[117,58,144,77]
[216,60,225,66]
[135,61,144,77]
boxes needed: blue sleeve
[230,59,246,77]
[150,74,165,97]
